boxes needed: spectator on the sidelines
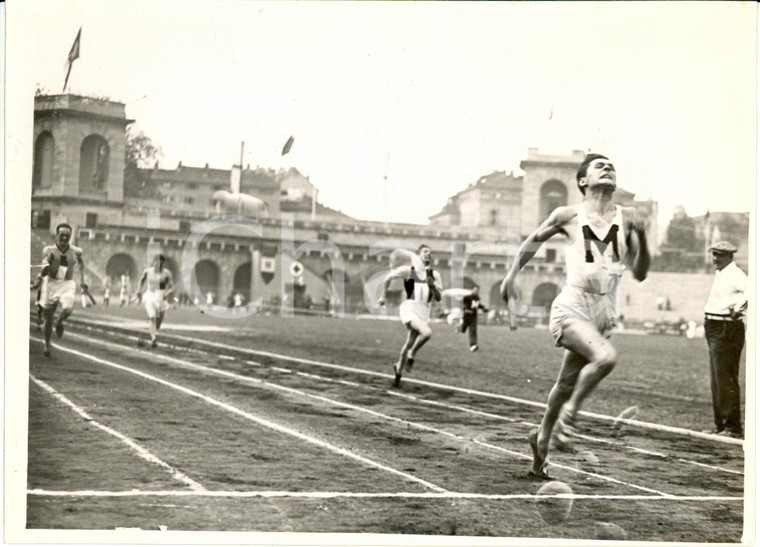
[702,241,748,439]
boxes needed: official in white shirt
[703,241,748,439]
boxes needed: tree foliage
[665,206,699,252]
[124,127,162,199]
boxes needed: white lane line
[112,326,743,446]
[139,336,747,479]
[31,338,447,494]
[28,489,743,502]
[29,375,206,492]
[392,396,744,476]
[43,328,746,479]
[574,433,743,476]
[38,334,672,497]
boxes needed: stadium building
[32,93,735,325]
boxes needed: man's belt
[705,313,742,322]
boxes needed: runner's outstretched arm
[500,207,572,302]
[623,207,651,282]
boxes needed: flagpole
[383,152,390,223]
[63,27,82,93]
[239,141,245,192]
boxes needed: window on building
[86,212,98,228]
[317,232,330,241]
[79,134,110,192]
[546,249,556,263]
[179,221,191,233]
[183,197,195,205]
[31,209,51,229]
[33,132,55,189]
[489,209,498,226]
[539,180,568,223]
[188,183,198,190]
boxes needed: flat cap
[709,241,737,254]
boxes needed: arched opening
[194,260,220,302]
[33,132,55,189]
[539,180,568,223]
[233,262,252,300]
[105,253,138,289]
[532,282,559,315]
[162,256,180,293]
[79,134,110,192]
[489,282,506,310]
[321,268,363,313]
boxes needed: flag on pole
[63,27,82,92]
[281,135,295,156]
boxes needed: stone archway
[194,259,220,302]
[105,253,138,286]
[162,255,180,293]
[532,282,559,315]
[489,281,507,310]
[233,262,252,300]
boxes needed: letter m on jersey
[582,225,620,263]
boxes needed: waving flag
[281,135,295,156]
[63,27,81,92]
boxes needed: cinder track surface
[25,307,746,541]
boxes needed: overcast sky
[7,0,757,226]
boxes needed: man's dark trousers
[705,319,745,434]
[461,312,478,346]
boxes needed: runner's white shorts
[143,290,167,319]
[40,279,76,311]
[399,299,429,325]
[549,286,617,347]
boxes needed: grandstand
[618,271,716,324]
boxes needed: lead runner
[501,153,650,479]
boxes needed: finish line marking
[27,488,743,502]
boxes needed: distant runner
[31,223,88,358]
[378,244,442,387]
[136,254,174,348]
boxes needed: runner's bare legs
[406,316,432,364]
[533,319,616,473]
[397,328,418,369]
[562,322,617,422]
[42,305,56,355]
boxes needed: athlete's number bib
[55,255,68,280]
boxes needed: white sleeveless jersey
[141,267,173,294]
[400,267,441,322]
[564,204,627,295]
